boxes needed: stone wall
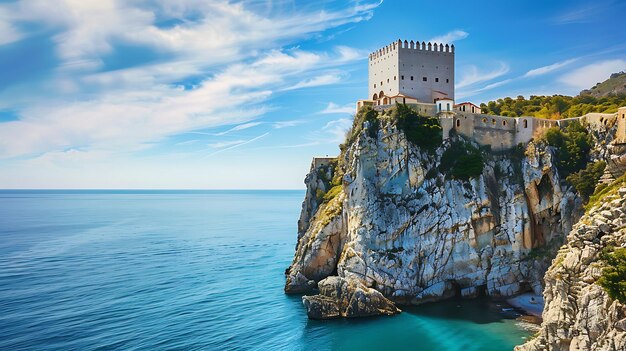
[368,40,454,103]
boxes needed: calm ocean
[0,190,531,350]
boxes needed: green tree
[566,161,606,200]
[598,248,626,303]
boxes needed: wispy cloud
[552,2,614,25]
[0,0,379,159]
[559,59,626,89]
[204,132,270,157]
[214,122,264,136]
[523,59,578,77]
[0,18,22,46]
[283,73,344,91]
[456,79,514,99]
[429,30,469,44]
[320,102,354,114]
[322,118,352,143]
[456,62,509,89]
[272,120,306,129]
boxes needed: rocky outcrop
[302,276,401,319]
[516,186,626,351]
[285,114,583,312]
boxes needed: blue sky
[0,0,624,189]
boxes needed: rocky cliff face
[285,114,583,314]
[516,184,626,351]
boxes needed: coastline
[506,293,544,320]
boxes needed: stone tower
[368,39,455,104]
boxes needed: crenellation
[361,39,625,151]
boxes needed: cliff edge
[284,105,601,318]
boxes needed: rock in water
[302,276,401,319]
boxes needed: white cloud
[456,62,509,89]
[455,79,513,99]
[322,118,352,143]
[429,30,468,44]
[559,59,626,89]
[204,132,270,157]
[320,102,354,114]
[214,122,264,136]
[0,20,22,46]
[552,2,612,25]
[284,73,344,91]
[523,59,578,77]
[272,120,306,129]
[0,0,378,159]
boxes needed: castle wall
[472,114,517,150]
[398,41,454,102]
[453,113,476,140]
[368,40,454,104]
[514,117,535,145]
[615,107,626,144]
[368,42,400,100]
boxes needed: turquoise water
[0,190,531,350]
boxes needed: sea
[0,190,532,350]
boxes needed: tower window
[394,76,396,80]
[401,75,404,80]
[374,84,376,88]
[446,79,449,83]
[387,79,389,83]
[381,81,383,86]
[410,76,414,81]
[422,77,427,81]
[435,78,439,82]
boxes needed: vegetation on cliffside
[541,120,592,178]
[391,103,442,151]
[439,140,484,180]
[598,247,626,304]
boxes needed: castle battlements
[358,39,626,151]
[369,39,454,61]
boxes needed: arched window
[379,90,384,98]
[447,103,450,111]
[482,118,487,123]
[456,120,460,127]
[492,119,496,125]
[503,120,507,126]
[524,120,528,128]
[373,93,378,100]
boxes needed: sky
[0,0,624,189]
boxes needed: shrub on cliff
[598,247,626,303]
[566,160,606,200]
[440,141,484,180]
[344,106,380,147]
[542,120,592,178]
[391,103,442,150]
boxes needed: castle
[355,39,626,151]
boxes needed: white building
[368,39,455,105]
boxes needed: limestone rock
[516,191,626,351]
[302,276,401,319]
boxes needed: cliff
[285,106,589,318]
[516,178,626,351]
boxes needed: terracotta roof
[432,90,449,95]
[455,102,480,108]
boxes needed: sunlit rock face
[285,118,582,307]
[516,187,626,351]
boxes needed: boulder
[302,276,401,319]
